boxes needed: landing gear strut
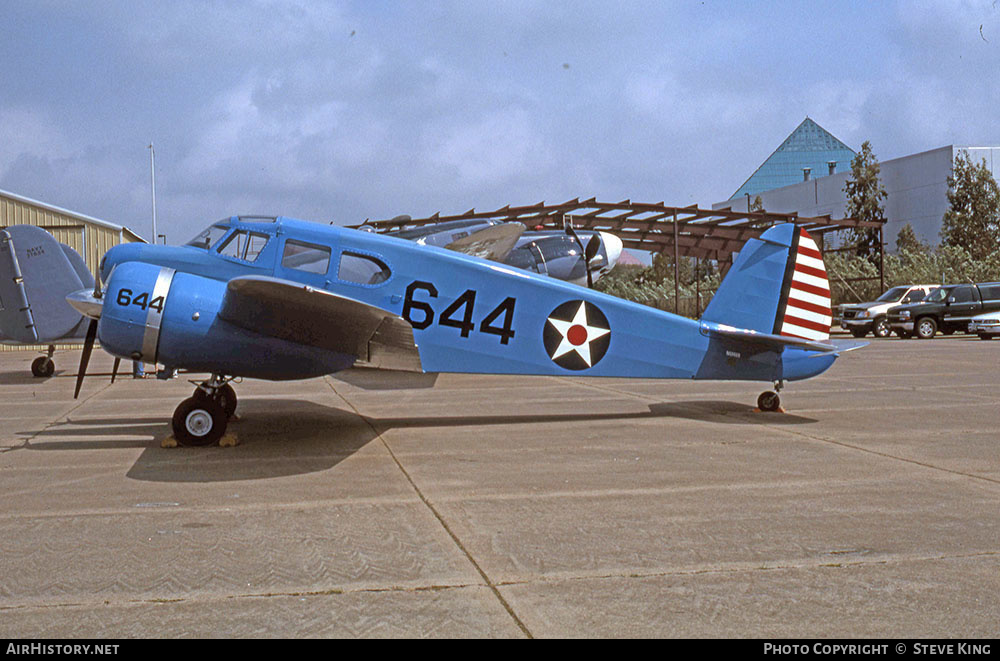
[31,346,56,378]
[757,380,783,412]
[171,374,238,446]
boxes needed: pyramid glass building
[730,118,856,200]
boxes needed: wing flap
[219,276,422,372]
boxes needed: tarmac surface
[0,335,998,638]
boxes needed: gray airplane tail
[0,225,92,344]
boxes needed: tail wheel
[915,317,937,340]
[193,383,238,419]
[757,391,781,412]
[873,317,891,338]
[31,357,55,378]
[172,396,227,447]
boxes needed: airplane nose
[600,232,623,269]
[66,289,103,319]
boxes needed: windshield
[924,287,950,303]
[875,286,909,302]
[186,222,230,250]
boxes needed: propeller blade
[583,234,601,288]
[584,234,601,262]
[110,357,121,384]
[74,319,98,399]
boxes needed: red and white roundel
[543,300,611,370]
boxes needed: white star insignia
[546,301,611,367]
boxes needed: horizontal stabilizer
[828,338,868,354]
[444,222,525,262]
[219,276,423,371]
[702,322,836,353]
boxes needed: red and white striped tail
[778,229,832,342]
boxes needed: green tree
[843,140,887,261]
[894,222,927,253]
[940,151,1000,261]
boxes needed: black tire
[915,317,937,340]
[31,356,54,378]
[193,383,238,418]
[850,328,868,338]
[757,391,781,412]
[979,333,996,341]
[172,396,227,447]
[873,317,891,338]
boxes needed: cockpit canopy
[185,217,277,251]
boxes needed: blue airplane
[60,215,859,446]
[0,225,95,377]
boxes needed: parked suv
[839,284,937,338]
[887,282,1000,339]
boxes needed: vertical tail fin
[0,225,88,343]
[701,224,831,339]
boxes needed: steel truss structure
[354,198,882,264]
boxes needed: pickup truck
[887,281,1000,339]
[839,284,937,338]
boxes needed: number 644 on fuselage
[66,216,862,446]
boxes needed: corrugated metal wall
[1,191,144,351]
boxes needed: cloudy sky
[2,1,998,243]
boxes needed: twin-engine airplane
[58,215,857,446]
[366,217,625,287]
[0,225,95,376]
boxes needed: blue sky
[1,1,998,243]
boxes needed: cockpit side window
[282,239,331,275]
[217,230,269,262]
[185,224,230,250]
[338,251,391,285]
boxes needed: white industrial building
[714,127,1000,249]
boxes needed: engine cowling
[99,261,354,379]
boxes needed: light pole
[148,143,157,246]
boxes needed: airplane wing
[219,276,423,372]
[443,222,525,262]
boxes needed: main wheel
[172,396,227,447]
[193,383,238,418]
[915,317,937,340]
[873,317,891,338]
[757,391,781,412]
[31,356,55,378]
